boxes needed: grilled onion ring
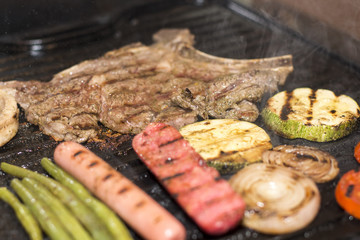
[262,145,339,183]
[229,163,320,234]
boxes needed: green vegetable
[0,187,42,240]
[10,179,72,240]
[1,162,113,240]
[41,157,133,240]
[22,177,93,240]
[261,88,360,142]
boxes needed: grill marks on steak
[132,122,245,235]
[2,29,293,142]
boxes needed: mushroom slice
[262,145,339,183]
[229,163,320,235]
[0,89,19,147]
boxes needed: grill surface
[1,0,360,239]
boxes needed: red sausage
[132,123,245,235]
[54,141,186,240]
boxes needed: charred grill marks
[153,216,162,224]
[295,153,317,161]
[159,125,170,131]
[118,186,130,194]
[161,172,185,182]
[280,91,293,120]
[88,161,99,167]
[135,200,146,208]
[306,89,316,124]
[74,150,84,157]
[4,29,292,143]
[103,173,113,181]
[159,136,183,148]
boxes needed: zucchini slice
[179,119,272,173]
[261,88,360,142]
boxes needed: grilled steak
[2,29,293,142]
[132,122,245,235]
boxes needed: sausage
[132,123,245,235]
[53,141,186,240]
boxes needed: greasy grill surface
[1,0,360,239]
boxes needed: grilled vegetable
[262,145,339,183]
[335,169,360,219]
[0,88,19,147]
[355,141,360,164]
[41,157,133,240]
[229,163,320,235]
[22,177,92,240]
[0,187,42,240]
[1,162,112,240]
[261,88,360,142]
[133,122,245,235]
[10,179,72,240]
[53,141,186,240]
[179,119,272,173]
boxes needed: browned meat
[132,122,245,235]
[2,29,293,142]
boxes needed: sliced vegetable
[53,141,186,240]
[262,145,339,183]
[354,141,360,164]
[0,187,42,240]
[10,179,72,240]
[261,88,360,142]
[179,119,272,173]
[0,88,19,147]
[1,162,112,240]
[229,163,320,234]
[335,169,360,219]
[22,177,92,240]
[41,157,133,240]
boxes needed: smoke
[227,0,360,95]
[251,0,360,68]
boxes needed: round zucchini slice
[261,88,360,142]
[179,119,272,173]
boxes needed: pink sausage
[54,141,186,240]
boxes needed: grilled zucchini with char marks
[261,88,360,142]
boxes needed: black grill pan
[1,0,360,239]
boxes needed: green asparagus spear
[22,177,93,240]
[10,179,72,240]
[0,187,42,240]
[1,162,113,240]
[41,157,133,240]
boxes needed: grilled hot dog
[54,141,186,240]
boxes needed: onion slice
[229,163,320,234]
[262,145,339,183]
